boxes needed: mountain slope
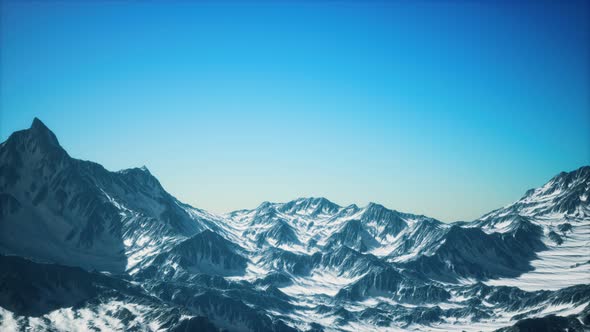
[477,166,590,291]
[0,254,219,331]
[0,118,219,273]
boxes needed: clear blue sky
[1,1,589,221]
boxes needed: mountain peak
[528,165,589,199]
[296,197,336,206]
[139,165,151,174]
[117,166,163,191]
[119,165,153,176]
[28,117,60,148]
[295,196,340,210]
[366,202,384,209]
[364,202,396,215]
[482,165,590,219]
[0,117,65,154]
[272,197,341,216]
[31,117,47,130]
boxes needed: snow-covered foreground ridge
[0,118,588,332]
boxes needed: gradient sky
[1,1,589,221]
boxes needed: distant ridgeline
[0,118,589,331]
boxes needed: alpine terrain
[0,118,588,331]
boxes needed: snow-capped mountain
[0,118,226,274]
[0,118,588,332]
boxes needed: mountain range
[0,118,588,331]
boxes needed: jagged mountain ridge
[0,119,227,273]
[0,118,588,332]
